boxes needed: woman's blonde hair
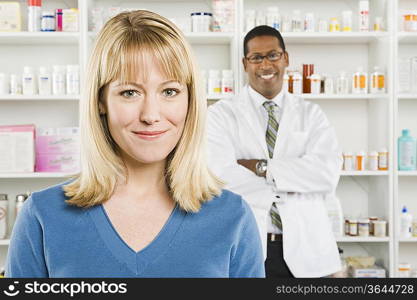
[64,10,223,212]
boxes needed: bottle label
[400,142,416,167]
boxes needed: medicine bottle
[343,152,354,171]
[266,7,281,31]
[356,151,366,171]
[38,66,52,95]
[329,17,340,32]
[41,11,55,31]
[370,66,385,93]
[66,65,80,95]
[282,15,291,32]
[373,220,386,237]
[28,0,41,32]
[336,71,349,94]
[221,69,233,95]
[52,65,66,95]
[10,74,22,95]
[0,194,8,239]
[287,70,293,93]
[367,151,378,171]
[342,11,352,32]
[368,216,378,235]
[292,71,302,94]
[15,194,28,217]
[324,75,334,94]
[291,10,302,32]
[349,219,358,236]
[208,70,221,96]
[304,13,315,32]
[374,17,383,32]
[22,66,36,95]
[378,148,389,170]
[56,9,63,31]
[310,73,321,94]
[358,219,370,237]
[359,0,370,32]
[398,263,411,278]
[318,19,328,32]
[352,67,368,94]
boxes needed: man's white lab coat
[207,85,342,277]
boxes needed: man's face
[243,35,289,99]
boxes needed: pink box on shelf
[0,124,35,173]
[35,153,80,173]
[36,135,80,155]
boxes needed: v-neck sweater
[5,182,265,278]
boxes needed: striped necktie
[263,101,282,231]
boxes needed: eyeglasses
[245,52,285,64]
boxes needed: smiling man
[207,26,343,278]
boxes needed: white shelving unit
[0,0,416,278]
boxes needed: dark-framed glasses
[245,52,284,64]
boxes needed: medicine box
[36,128,80,155]
[349,266,386,278]
[0,2,22,32]
[35,153,80,173]
[62,8,79,32]
[0,124,35,173]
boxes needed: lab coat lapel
[273,92,300,158]
[236,87,269,158]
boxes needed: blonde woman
[5,10,264,278]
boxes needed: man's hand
[237,159,265,177]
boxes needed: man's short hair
[243,25,286,57]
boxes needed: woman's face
[102,54,189,166]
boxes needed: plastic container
[55,9,63,32]
[10,74,22,95]
[356,151,366,171]
[342,11,352,32]
[208,70,221,96]
[398,129,417,171]
[373,220,387,237]
[310,73,321,94]
[221,69,233,95]
[370,66,385,93]
[329,17,340,32]
[28,0,41,32]
[22,66,36,95]
[358,219,370,237]
[359,0,370,32]
[304,13,315,32]
[367,151,378,171]
[374,17,383,32]
[292,71,302,94]
[291,10,302,32]
[38,66,52,95]
[400,206,413,238]
[266,7,281,31]
[378,148,389,170]
[52,65,66,95]
[41,11,55,31]
[398,263,411,278]
[343,152,354,171]
[336,71,349,94]
[349,219,358,236]
[369,216,378,235]
[324,75,334,94]
[66,65,80,95]
[352,67,368,94]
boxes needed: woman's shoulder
[25,179,82,218]
[201,189,254,222]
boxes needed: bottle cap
[402,129,410,136]
[402,206,408,213]
[28,0,42,7]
